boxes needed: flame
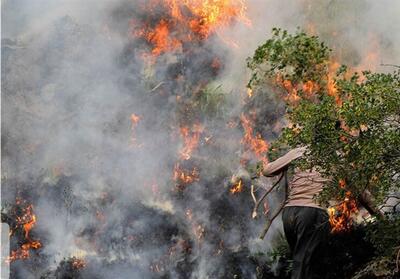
[282,79,299,103]
[134,19,182,56]
[230,179,243,194]
[240,114,268,166]
[328,180,358,233]
[180,0,251,38]
[173,163,200,186]
[7,202,42,263]
[179,124,204,160]
[185,210,205,239]
[246,88,253,98]
[131,0,251,56]
[130,113,141,125]
[302,80,320,96]
[326,61,343,106]
[130,113,142,147]
[274,61,345,106]
[274,75,301,105]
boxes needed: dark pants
[282,206,330,279]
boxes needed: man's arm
[263,147,306,176]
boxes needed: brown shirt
[263,147,328,209]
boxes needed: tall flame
[130,113,142,147]
[240,114,268,166]
[328,180,358,233]
[131,0,251,56]
[179,124,204,160]
[7,201,42,263]
[327,61,342,106]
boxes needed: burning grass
[131,0,251,56]
[6,198,42,263]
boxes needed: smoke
[2,0,399,278]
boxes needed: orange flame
[131,0,251,56]
[240,114,268,166]
[230,179,243,194]
[328,180,358,233]
[246,88,253,98]
[274,61,344,106]
[274,76,301,105]
[179,124,204,160]
[173,163,200,186]
[302,80,320,96]
[326,61,343,106]
[7,202,42,263]
[180,0,251,38]
[130,113,142,147]
[134,19,182,56]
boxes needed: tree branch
[259,202,285,240]
[251,173,284,219]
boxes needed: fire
[179,124,204,160]
[230,179,243,194]
[246,88,253,98]
[240,114,268,166]
[274,75,301,105]
[131,0,251,56]
[7,201,42,263]
[302,80,319,96]
[274,61,345,106]
[134,19,182,56]
[130,113,142,147]
[282,79,299,103]
[130,113,141,125]
[326,61,343,106]
[328,180,358,233]
[180,0,251,38]
[173,163,200,186]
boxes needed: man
[262,147,330,279]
